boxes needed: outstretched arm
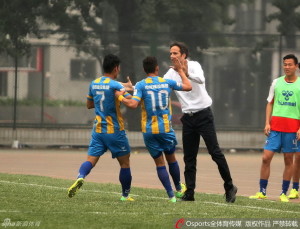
[115,90,139,108]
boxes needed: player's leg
[154,154,176,202]
[143,132,176,202]
[288,152,300,199]
[250,131,280,199]
[249,149,274,199]
[165,149,186,198]
[108,130,133,201]
[280,132,299,202]
[68,133,104,198]
[162,132,186,197]
[180,114,200,201]
[78,155,100,178]
[116,153,133,201]
[199,108,236,202]
[279,152,293,202]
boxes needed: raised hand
[122,76,134,91]
[170,57,183,72]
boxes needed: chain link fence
[1,33,300,146]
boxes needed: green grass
[0,173,299,229]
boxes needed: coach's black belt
[184,107,210,116]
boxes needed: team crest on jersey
[282,90,294,101]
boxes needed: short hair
[103,54,120,73]
[170,41,189,59]
[143,56,158,74]
[283,54,298,65]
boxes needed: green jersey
[273,76,300,120]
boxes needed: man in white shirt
[164,42,237,202]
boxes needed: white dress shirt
[164,60,212,113]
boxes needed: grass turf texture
[0,173,299,229]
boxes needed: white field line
[0,180,299,215]
[203,201,299,214]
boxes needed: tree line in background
[1,0,300,79]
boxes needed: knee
[262,156,272,165]
[295,154,300,165]
[284,156,294,166]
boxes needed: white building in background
[0,0,299,101]
[0,33,102,101]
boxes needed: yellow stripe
[87,95,93,99]
[94,77,101,83]
[132,96,141,101]
[95,115,102,133]
[151,116,159,134]
[169,98,172,115]
[141,101,147,133]
[115,99,125,131]
[158,77,166,82]
[103,78,110,83]
[145,78,153,84]
[163,114,170,132]
[106,116,114,134]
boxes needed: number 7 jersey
[87,76,129,134]
[132,76,183,134]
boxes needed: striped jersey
[132,76,183,134]
[87,76,129,134]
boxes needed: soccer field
[0,173,299,229]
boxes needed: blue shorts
[264,131,299,153]
[88,130,130,158]
[143,131,178,159]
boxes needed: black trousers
[180,107,233,194]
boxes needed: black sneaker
[181,193,195,201]
[225,185,237,203]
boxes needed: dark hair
[143,56,158,74]
[283,54,298,65]
[170,41,189,59]
[103,54,120,73]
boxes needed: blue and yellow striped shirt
[132,76,183,134]
[87,76,129,134]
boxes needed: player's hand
[122,76,134,91]
[297,129,300,140]
[170,57,183,72]
[182,59,188,75]
[264,124,271,136]
[115,89,125,98]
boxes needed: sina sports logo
[282,90,294,101]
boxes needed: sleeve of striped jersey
[132,82,142,102]
[113,81,131,98]
[168,79,183,91]
[87,82,94,101]
[124,91,131,98]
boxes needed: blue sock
[168,161,181,191]
[281,180,290,195]
[77,161,93,178]
[259,179,268,195]
[292,182,299,191]
[119,168,132,197]
[156,166,174,198]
